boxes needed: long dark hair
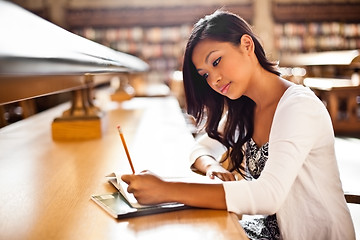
[182,10,280,177]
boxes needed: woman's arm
[121,171,227,209]
[190,115,236,181]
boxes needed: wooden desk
[0,95,248,240]
[307,81,360,135]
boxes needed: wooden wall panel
[66,4,253,28]
[273,2,360,23]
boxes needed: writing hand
[121,170,169,205]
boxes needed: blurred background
[2,0,360,130]
[1,0,359,131]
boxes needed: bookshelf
[67,4,253,84]
[274,22,360,55]
[273,2,360,55]
[72,25,192,84]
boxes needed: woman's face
[191,38,254,100]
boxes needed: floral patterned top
[241,138,280,240]
[245,138,269,180]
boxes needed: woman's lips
[220,82,231,94]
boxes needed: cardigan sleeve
[189,115,227,166]
[223,87,332,215]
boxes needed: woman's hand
[121,171,169,205]
[205,164,236,181]
[193,155,236,181]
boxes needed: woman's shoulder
[273,83,330,126]
[271,84,334,141]
[282,84,315,99]
[278,84,322,109]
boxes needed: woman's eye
[213,57,221,67]
[202,73,209,80]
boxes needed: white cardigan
[189,85,355,240]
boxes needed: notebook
[91,173,221,219]
[91,191,190,219]
[91,173,191,219]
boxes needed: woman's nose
[210,73,221,86]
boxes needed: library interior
[0,0,359,239]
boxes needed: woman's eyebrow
[196,50,219,72]
[205,50,218,64]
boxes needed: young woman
[122,10,355,239]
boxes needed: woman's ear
[240,34,254,55]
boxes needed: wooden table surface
[0,94,248,240]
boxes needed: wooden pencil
[117,125,135,174]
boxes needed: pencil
[117,125,135,174]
